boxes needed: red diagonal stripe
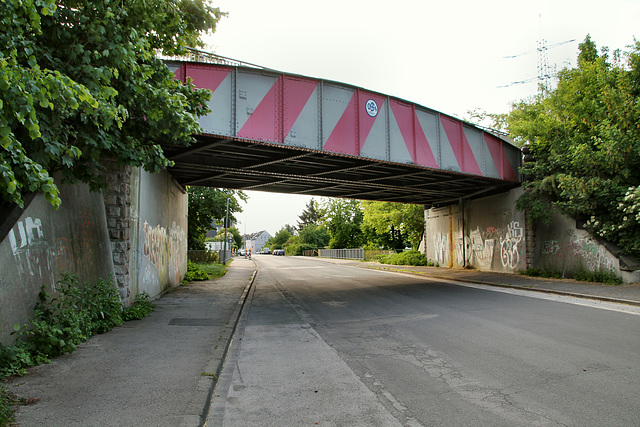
[283,77,318,139]
[441,117,481,175]
[324,92,357,155]
[185,64,231,93]
[238,76,283,142]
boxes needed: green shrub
[187,250,219,263]
[0,275,154,381]
[0,385,16,427]
[377,250,427,266]
[192,262,227,279]
[12,275,124,362]
[574,268,623,285]
[181,261,210,285]
[122,292,155,321]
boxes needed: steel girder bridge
[162,55,521,207]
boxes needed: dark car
[273,249,285,256]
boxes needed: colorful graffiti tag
[142,221,187,284]
[541,231,616,272]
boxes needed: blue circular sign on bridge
[365,99,378,118]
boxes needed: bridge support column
[103,160,132,306]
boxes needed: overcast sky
[203,0,640,237]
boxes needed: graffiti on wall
[7,213,102,289]
[7,217,56,289]
[500,221,523,269]
[541,231,616,272]
[433,232,449,265]
[142,221,187,284]
[470,228,496,270]
[454,231,471,265]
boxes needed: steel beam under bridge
[162,60,521,207]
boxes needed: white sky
[203,0,640,237]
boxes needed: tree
[507,35,640,257]
[283,224,297,235]
[266,227,293,249]
[297,198,323,230]
[298,224,330,248]
[361,201,425,249]
[0,0,224,208]
[188,187,246,250]
[320,198,363,249]
[228,226,243,249]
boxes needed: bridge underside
[163,135,519,207]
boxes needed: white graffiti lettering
[433,232,449,265]
[470,228,495,269]
[500,221,523,269]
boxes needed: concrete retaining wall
[0,184,116,343]
[424,188,637,282]
[0,168,188,344]
[534,212,632,281]
[129,169,188,297]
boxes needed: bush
[122,292,155,321]
[187,250,219,264]
[181,261,210,285]
[12,275,124,362]
[377,250,427,266]
[0,275,154,381]
[574,268,623,285]
[0,385,16,427]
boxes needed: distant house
[244,230,271,253]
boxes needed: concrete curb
[181,263,258,427]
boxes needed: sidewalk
[303,256,640,307]
[6,257,256,427]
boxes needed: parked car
[239,248,246,256]
[273,249,285,256]
[261,248,271,254]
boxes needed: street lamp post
[222,198,229,264]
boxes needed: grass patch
[194,262,227,279]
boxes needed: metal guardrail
[319,248,365,260]
[159,47,271,70]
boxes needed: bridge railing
[319,248,365,260]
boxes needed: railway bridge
[163,57,521,207]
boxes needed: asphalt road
[209,255,640,426]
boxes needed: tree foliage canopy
[320,198,364,249]
[361,201,424,249]
[1,0,224,208]
[188,187,246,250]
[507,35,640,257]
[297,198,322,230]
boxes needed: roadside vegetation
[375,250,428,266]
[0,274,155,425]
[478,36,640,259]
[520,267,623,285]
[181,260,228,285]
[0,274,155,381]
